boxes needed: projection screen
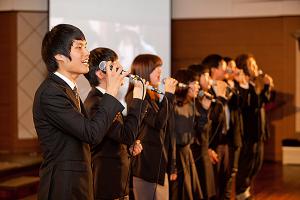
[49,0,171,109]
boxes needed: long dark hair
[173,69,197,106]
[125,54,162,103]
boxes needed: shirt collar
[54,71,77,90]
[95,86,106,94]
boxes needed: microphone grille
[198,90,205,97]
[178,83,188,88]
[99,61,107,71]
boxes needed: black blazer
[130,92,176,186]
[84,87,147,199]
[227,81,244,148]
[239,83,271,142]
[33,73,124,200]
[208,94,228,150]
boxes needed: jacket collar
[48,73,84,114]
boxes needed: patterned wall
[17,12,48,139]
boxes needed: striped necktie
[73,86,81,112]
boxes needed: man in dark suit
[33,24,128,200]
[84,47,147,200]
[202,54,231,200]
[235,54,273,200]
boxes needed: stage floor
[2,160,299,200]
[252,162,300,200]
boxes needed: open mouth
[82,59,89,65]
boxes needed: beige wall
[17,12,48,139]
[0,11,47,152]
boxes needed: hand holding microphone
[99,61,164,94]
[255,69,274,91]
[263,73,274,88]
[211,80,229,99]
[99,61,140,80]
[133,79,148,100]
[104,61,129,97]
[164,77,178,94]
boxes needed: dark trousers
[213,144,231,200]
[236,140,264,195]
[224,145,241,199]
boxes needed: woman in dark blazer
[125,54,178,200]
[33,24,126,200]
[170,69,203,200]
[189,64,216,200]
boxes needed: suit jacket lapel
[48,73,82,112]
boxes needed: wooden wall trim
[0,12,17,152]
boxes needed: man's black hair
[84,47,118,87]
[41,24,86,72]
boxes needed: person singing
[125,54,178,200]
[189,64,217,200]
[235,53,273,200]
[170,69,203,200]
[84,47,148,200]
[33,24,127,200]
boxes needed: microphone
[99,61,164,95]
[198,90,215,102]
[128,79,164,95]
[226,68,241,75]
[99,61,141,81]
[161,78,188,89]
[146,86,164,95]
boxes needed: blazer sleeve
[40,88,124,145]
[106,98,149,145]
[195,106,209,137]
[260,84,271,104]
[208,98,225,149]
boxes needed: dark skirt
[191,143,216,199]
[170,144,203,200]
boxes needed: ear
[95,70,106,80]
[54,54,68,63]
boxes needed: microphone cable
[123,76,146,198]
[124,78,168,200]
[152,94,169,200]
[167,98,225,178]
